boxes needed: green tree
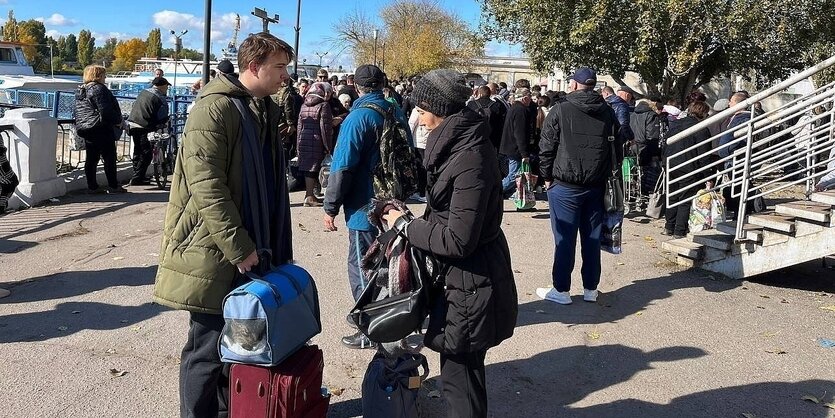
[93,37,117,67]
[77,30,94,67]
[61,33,78,63]
[56,35,66,60]
[2,10,18,42]
[145,28,162,58]
[333,0,484,78]
[17,19,48,72]
[480,0,835,101]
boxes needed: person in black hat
[127,76,171,185]
[382,68,518,418]
[322,64,411,350]
[536,67,624,306]
[216,59,235,75]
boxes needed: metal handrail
[665,54,835,242]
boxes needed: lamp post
[292,0,302,80]
[315,51,328,67]
[202,0,212,86]
[373,29,379,66]
[170,29,188,95]
[251,7,279,33]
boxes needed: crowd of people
[1,24,834,418]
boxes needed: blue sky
[0,0,521,68]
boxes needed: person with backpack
[74,64,127,194]
[382,69,518,418]
[322,64,412,350]
[467,85,506,150]
[153,33,296,418]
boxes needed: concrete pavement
[0,187,833,417]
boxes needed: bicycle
[148,130,175,189]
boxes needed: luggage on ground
[688,189,726,233]
[362,352,429,418]
[230,344,329,418]
[646,169,665,219]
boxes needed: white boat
[0,42,80,94]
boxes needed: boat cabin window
[0,48,17,63]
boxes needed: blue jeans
[548,183,604,292]
[502,157,521,195]
[347,228,377,301]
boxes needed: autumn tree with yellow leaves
[333,0,484,79]
[112,38,146,72]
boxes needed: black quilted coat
[405,107,518,355]
[74,82,123,142]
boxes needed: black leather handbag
[349,223,441,343]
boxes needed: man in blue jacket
[322,64,411,349]
[602,86,634,144]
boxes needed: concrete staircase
[662,191,835,279]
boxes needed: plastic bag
[514,161,537,211]
[688,190,726,233]
[601,210,623,254]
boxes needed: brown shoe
[303,196,322,207]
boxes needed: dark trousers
[84,139,118,190]
[665,204,690,235]
[347,228,377,301]
[440,350,488,418]
[548,183,604,292]
[130,128,153,182]
[180,312,229,418]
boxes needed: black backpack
[360,102,422,201]
[474,99,492,126]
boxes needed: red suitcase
[230,345,329,418]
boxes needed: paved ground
[1,187,834,418]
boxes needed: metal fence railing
[0,87,194,173]
[665,55,835,241]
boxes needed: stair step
[715,222,764,242]
[691,231,734,251]
[662,238,704,259]
[748,213,796,234]
[811,191,835,205]
[775,201,833,223]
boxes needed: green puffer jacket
[153,74,282,314]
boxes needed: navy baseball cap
[571,67,597,86]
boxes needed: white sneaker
[583,289,599,302]
[536,287,572,305]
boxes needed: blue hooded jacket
[323,91,411,231]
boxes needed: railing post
[736,110,757,241]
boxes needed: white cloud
[46,29,66,39]
[91,31,132,42]
[36,13,79,26]
[153,10,203,31]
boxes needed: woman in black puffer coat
[75,65,126,193]
[384,69,518,418]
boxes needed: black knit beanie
[410,69,472,117]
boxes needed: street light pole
[373,29,379,66]
[202,0,212,86]
[315,51,328,67]
[170,29,188,94]
[251,7,279,34]
[292,0,302,80]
